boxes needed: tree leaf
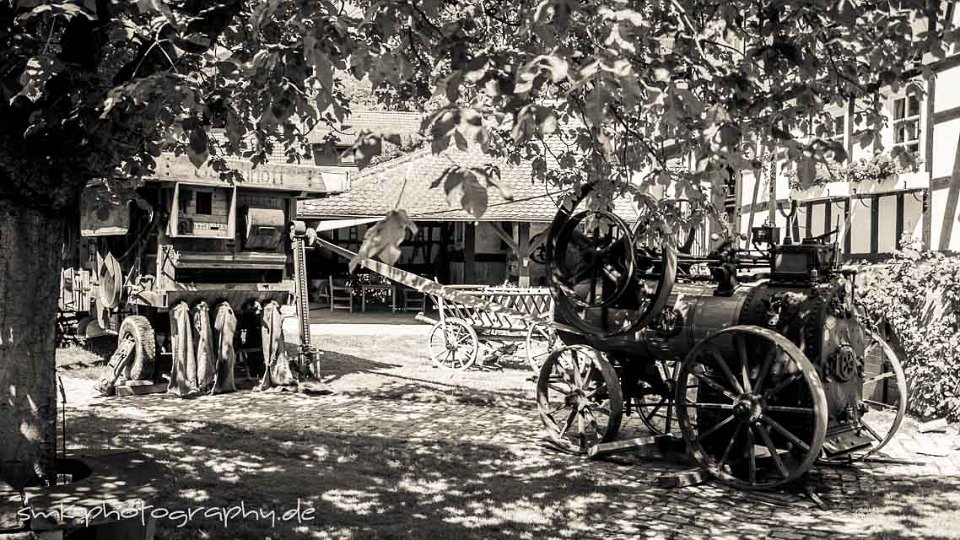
[14,57,58,103]
[187,127,209,168]
[457,173,489,218]
[350,210,418,270]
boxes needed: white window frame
[891,92,922,156]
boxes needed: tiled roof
[296,110,646,223]
[307,110,425,146]
[297,144,642,223]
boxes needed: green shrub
[856,242,960,420]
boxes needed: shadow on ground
[60,378,960,540]
[53,329,960,539]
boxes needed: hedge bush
[856,240,960,420]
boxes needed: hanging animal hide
[167,301,197,397]
[168,301,217,397]
[193,301,216,393]
[257,300,298,391]
[212,301,237,394]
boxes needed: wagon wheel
[820,330,907,463]
[537,345,623,454]
[547,188,677,338]
[524,322,557,373]
[676,325,828,490]
[635,360,688,435]
[428,318,479,370]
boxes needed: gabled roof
[297,110,645,223]
[297,145,569,222]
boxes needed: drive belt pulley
[545,184,677,338]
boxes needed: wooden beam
[487,221,519,253]
[896,193,905,250]
[517,222,531,287]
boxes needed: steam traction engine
[537,187,906,490]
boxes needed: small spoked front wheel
[820,329,908,464]
[428,318,479,370]
[677,325,828,490]
[537,345,623,454]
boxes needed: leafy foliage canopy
[1,0,956,251]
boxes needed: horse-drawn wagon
[415,286,557,371]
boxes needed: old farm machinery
[301,179,905,491]
[536,185,907,490]
[58,156,333,396]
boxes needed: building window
[312,143,356,167]
[195,191,213,215]
[892,94,921,154]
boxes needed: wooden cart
[416,286,557,371]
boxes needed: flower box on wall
[790,171,930,202]
[850,171,930,197]
[790,181,850,202]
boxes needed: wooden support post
[518,222,531,287]
[824,200,832,237]
[896,193,905,249]
[844,199,852,256]
[768,159,777,226]
[464,222,476,284]
[488,221,519,252]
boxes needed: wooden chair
[398,286,427,312]
[311,278,331,308]
[329,276,354,312]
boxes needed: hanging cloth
[167,302,197,397]
[257,300,298,391]
[193,301,216,394]
[211,302,237,394]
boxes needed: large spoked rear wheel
[677,325,828,490]
[428,318,479,370]
[537,345,623,454]
[820,329,907,463]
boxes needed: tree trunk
[0,201,62,489]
